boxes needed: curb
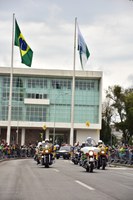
[0,157,31,162]
[109,163,133,168]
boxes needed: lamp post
[53,102,56,145]
[111,126,115,146]
[53,92,68,145]
[16,120,19,144]
[42,124,47,141]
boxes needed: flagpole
[70,17,77,146]
[7,13,15,145]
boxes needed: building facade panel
[0,67,102,145]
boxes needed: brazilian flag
[14,19,33,67]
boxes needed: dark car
[56,145,72,159]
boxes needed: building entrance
[49,130,70,145]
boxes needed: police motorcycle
[80,137,99,172]
[36,140,55,168]
[41,139,55,168]
[97,140,107,170]
[71,143,81,165]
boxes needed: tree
[105,85,133,144]
[124,89,133,143]
[100,99,114,145]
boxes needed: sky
[0,0,133,99]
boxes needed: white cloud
[0,0,133,94]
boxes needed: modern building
[0,67,103,146]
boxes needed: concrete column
[70,128,74,146]
[21,128,25,146]
[0,128,1,142]
[45,129,49,140]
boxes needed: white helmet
[98,140,103,144]
[86,137,92,143]
[87,137,92,140]
[45,138,49,142]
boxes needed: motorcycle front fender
[89,157,94,162]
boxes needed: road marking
[75,180,95,191]
[109,167,127,170]
[52,169,60,172]
[63,160,70,163]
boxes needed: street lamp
[16,120,19,144]
[53,92,68,145]
[41,124,47,141]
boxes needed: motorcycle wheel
[102,160,106,170]
[86,166,89,172]
[97,161,101,169]
[74,160,78,165]
[45,164,49,168]
[44,156,49,168]
[89,163,94,173]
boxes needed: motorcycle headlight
[101,150,105,154]
[45,150,49,153]
[89,151,94,156]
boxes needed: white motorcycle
[81,146,98,172]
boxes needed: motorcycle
[41,144,54,168]
[81,147,98,172]
[97,147,107,170]
[71,147,81,165]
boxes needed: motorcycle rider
[97,140,107,152]
[97,139,108,166]
[98,139,104,146]
[98,140,109,154]
[85,137,93,146]
[43,139,54,160]
[36,142,43,164]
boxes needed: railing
[0,147,35,160]
[108,149,133,166]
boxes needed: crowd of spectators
[0,141,36,160]
[108,144,133,165]
[0,140,133,166]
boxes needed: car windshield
[60,146,71,151]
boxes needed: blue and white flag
[77,26,90,70]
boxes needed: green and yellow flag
[14,19,33,67]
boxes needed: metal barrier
[0,146,35,160]
[108,149,133,165]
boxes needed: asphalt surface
[0,158,133,200]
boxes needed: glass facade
[0,75,100,124]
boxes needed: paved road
[0,158,133,200]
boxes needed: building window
[36,94,39,99]
[27,78,47,89]
[26,106,47,121]
[75,80,96,90]
[2,77,10,88]
[51,80,61,89]
[51,79,71,90]
[26,93,47,99]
